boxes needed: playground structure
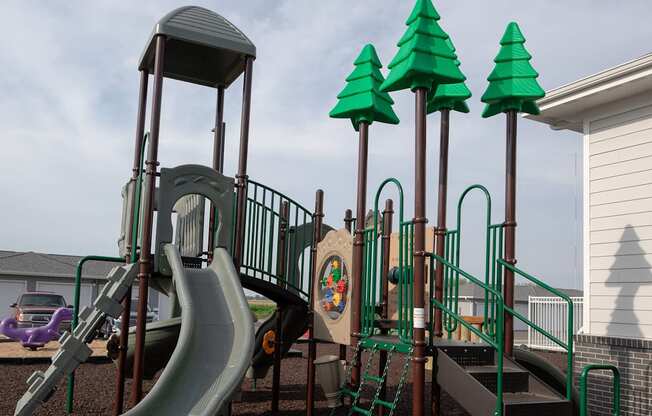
[9,2,623,416]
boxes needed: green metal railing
[497,260,574,400]
[486,224,503,337]
[65,255,124,413]
[438,185,503,339]
[580,364,620,416]
[397,220,414,342]
[360,178,412,344]
[239,180,314,300]
[430,253,505,416]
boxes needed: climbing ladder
[335,339,413,416]
[335,178,415,415]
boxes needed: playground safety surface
[0,343,472,415]
[0,341,567,415]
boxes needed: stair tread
[503,392,569,404]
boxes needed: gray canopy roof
[139,6,256,88]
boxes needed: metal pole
[219,122,226,173]
[113,69,149,416]
[208,86,226,263]
[131,35,166,406]
[340,209,353,362]
[351,122,369,387]
[272,201,289,414]
[234,57,254,268]
[306,190,324,416]
[412,88,428,416]
[431,107,450,416]
[504,110,518,356]
[378,199,393,416]
[344,209,354,234]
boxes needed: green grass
[249,303,276,320]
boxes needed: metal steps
[435,340,573,416]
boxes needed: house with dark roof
[0,250,160,318]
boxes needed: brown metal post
[504,110,518,356]
[433,108,449,338]
[378,199,393,416]
[113,69,149,416]
[233,57,254,268]
[431,108,450,416]
[344,209,354,232]
[412,88,428,416]
[306,190,324,416]
[131,35,166,406]
[208,86,226,263]
[351,122,369,387]
[272,201,289,414]
[340,209,353,362]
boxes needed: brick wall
[575,334,652,415]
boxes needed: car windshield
[20,294,66,307]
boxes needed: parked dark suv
[10,292,72,331]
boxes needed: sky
[1,1,651,290]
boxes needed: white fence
[527,296,583,352]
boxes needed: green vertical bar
[398,223,404,340]
[259,189,267,272]
[253,191,261,279]
[266,194,276,276]
[245,190,254,270]
[489,226,497,337]
[290,206,298,289]
[409,222,414,340]
[66,255,123,414]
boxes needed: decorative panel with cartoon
[313,229,353,345]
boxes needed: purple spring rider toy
[0,307,73,350]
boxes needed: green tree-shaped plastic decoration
[427,38,472,114]
[329,44,399,131]
[480,22,545,118]
[380,0,465,93]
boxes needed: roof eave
[0,270,107,280]
[526,53,652,132]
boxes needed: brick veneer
[574,334,652,415]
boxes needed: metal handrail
[239,179,314,301]
[580,364,620,416]
[361,178,407,340]
[66,255,124,413]
[129,132,149,263]
[247,179,313,216]
[497,259,574,400]
[439,185,503,338]
[431,253,505,416]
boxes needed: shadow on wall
[600,225,652,415]
[604,225,652,338]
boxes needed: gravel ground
[0,343,567,415]
[0,343,470,416]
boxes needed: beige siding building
[530,53,652,416]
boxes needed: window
[19,294,66,307]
